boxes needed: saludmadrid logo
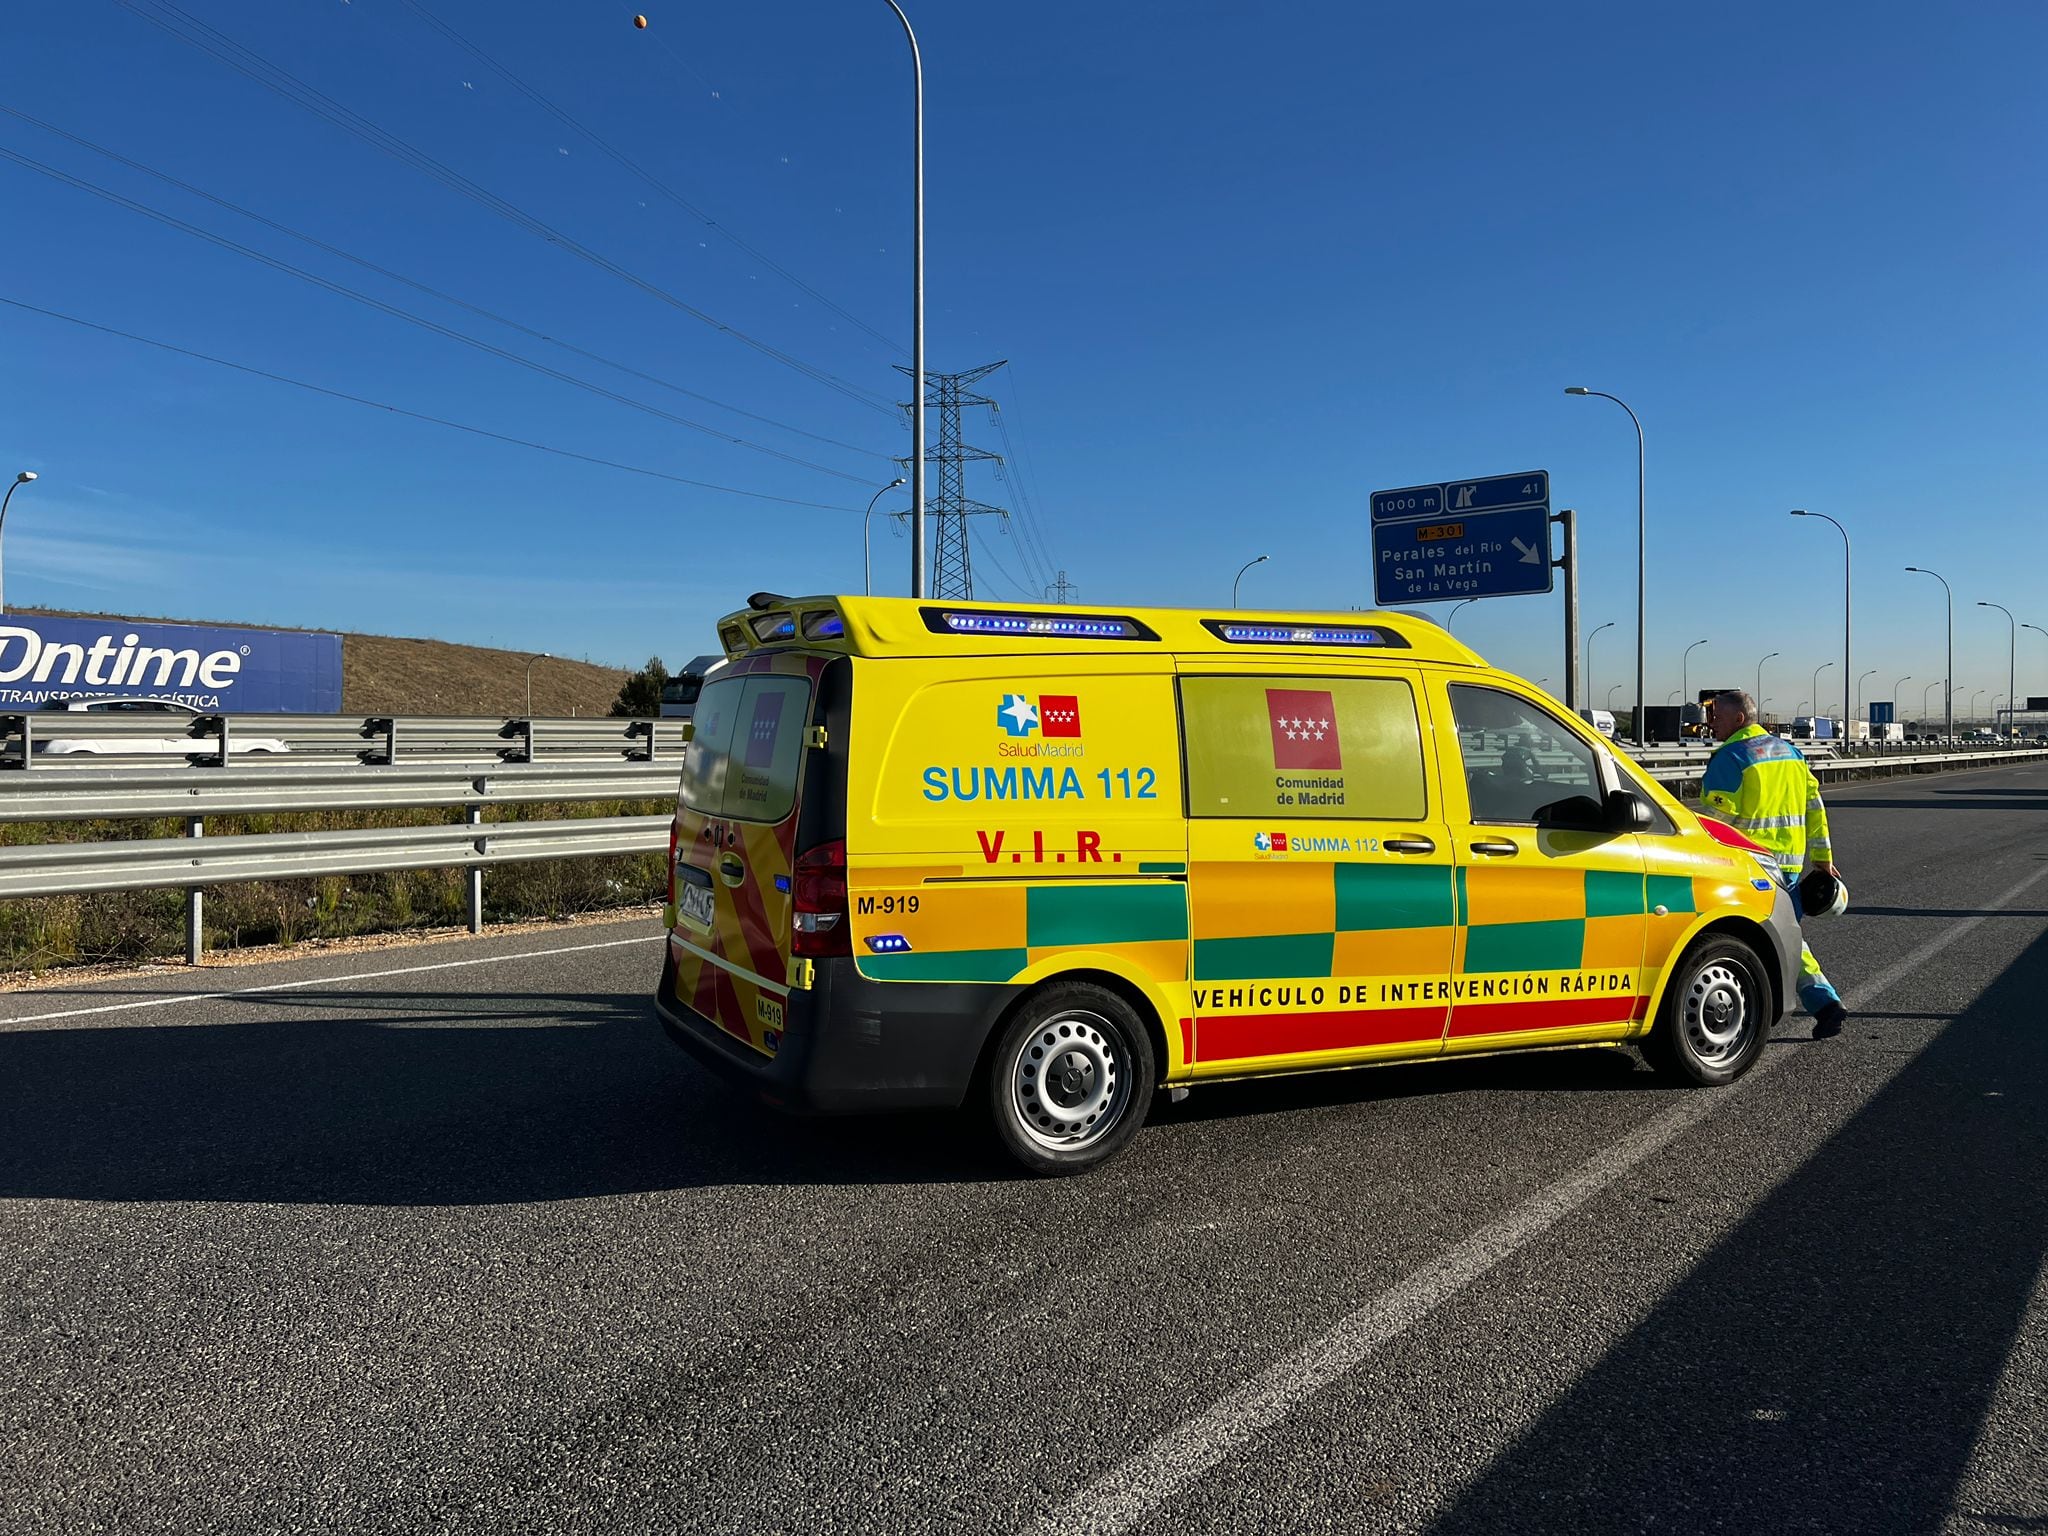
[0,625,245,690]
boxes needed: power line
[0,144,875,484]
[0,296,859,512]
[392,0,904,356]
[0,104,895,466]
[108,0,899,415]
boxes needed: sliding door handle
[1469,839,1520,857]
[1383,836,1436,855]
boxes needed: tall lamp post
[1791,510,1851,730]
[525,652,550,718]
[1905,566,1953,744]
[1232,554,1269,608]
[1681,638,1708,712]
[1922,680,1941,723]
[879,0,926,596]
[862,476,907,595]
[0,470,38,613]
[2024,624,2048,729]
[1979,602,2015,736]
[1565,387,1646,744]
[1811,661,1833,724]
[1756,651,1780,711]
[1446,597,1479,629]
[1586,620,1616,708]
[1856,669,1878,720]
[1970,688,1986,723]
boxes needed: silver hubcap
[1684,961,1753,1067]
[1010,1009,1129,1152]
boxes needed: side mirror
[1535,794,1607,832]
[1606,789,1654,832]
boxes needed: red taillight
[791,839,849,957]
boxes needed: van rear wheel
[1644,936,1770,1086]
[986,982,1155,1175]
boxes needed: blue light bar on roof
[802,610,846,639]
[925,608,1157,641]
[1205,619,1410,648]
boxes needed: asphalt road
[3,762,2045,1535]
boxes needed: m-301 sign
[1370,471,1552,606]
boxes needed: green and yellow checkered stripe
[1189,861,1456,980]
[852,877,1189,984]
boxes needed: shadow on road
[1155,1043,1672,1128]
[0,989,998,1205]
[1426,918,2048,1534]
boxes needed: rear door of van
[669,652,837,1055]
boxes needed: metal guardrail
[1639,746,2048,789]
[0,711,685,766]
[0,762,679,821]
[0,714,685,962]
[0,814,670,899]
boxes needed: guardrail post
[466,805,484,934]
[185,816,205,963]
[628,719,655,762]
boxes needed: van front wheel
[1644,936,1771,1086]
[987,982,1156,1175]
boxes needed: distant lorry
[1576,707,1616,738]
[1639,704,1686,744]
[658,655,727,719]
[1791,716,1840,741]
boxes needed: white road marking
[1029,860,2048,1536]
[0,933,661,1027]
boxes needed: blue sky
[4,1,2044,717]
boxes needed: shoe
[1812,1003,1847,1039]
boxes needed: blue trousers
[1782,871,1842,1015]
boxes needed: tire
[1643,936,1772,1086]
[985,981,1156,1175]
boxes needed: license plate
[677,882,717,933]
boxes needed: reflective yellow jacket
[1700,723,1832,877]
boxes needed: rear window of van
[677,674,813,823]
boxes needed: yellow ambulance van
[654,596,1802,1173]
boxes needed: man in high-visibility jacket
[1701,690,1847,1037]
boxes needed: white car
[34,698,290,756]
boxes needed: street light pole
[862,476,907,595]
[1565,387,1646,745]
[0,471,39,613]
[1905,567,1953,743]
[1756,651,1780,711]
[1979,602,2015,737]
[1586,621,1616,708]
[1447,597,1478,630]
[1791,511,1850,730]
[879,0,926,597]
[1856,669,1877,720]
[1232,554,1269,608]
[1923,680,1940,721]
[525,652,550,718]
[2024,625,2048,729]
[1812,661,1833,725]
[1971,688,1986,723]
[1681,638,1707,712]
